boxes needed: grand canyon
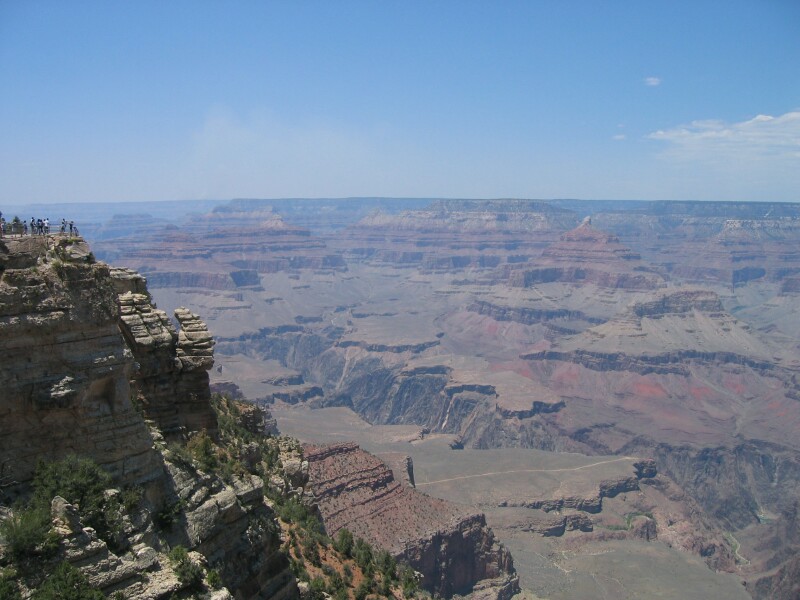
[2,197,799,599]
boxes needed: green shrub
[375,549,397,581]
[333,528,354,557]
[186,430,218,473]
[168,545,203,590]
[324,566,344,594]
[275,497,323,535]
[379,574,393,597]
[399,564,419,597]
[166,443,196,471]
[333,588,349,600]
[0,570,21,600]
[0,504,58,562]
[354,578,373,600]
[219,457,246,483]
[120,486,143,512]
[301,537,321,567]
[353,537,373,571]
[30,562,104,600]
[32,455,112,537]
[290,557,308,581]
[206,568,222,589]
[167,545,189,563]
[308,577,327,600]
[51,259,66,279]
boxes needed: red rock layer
[304,442,518,598]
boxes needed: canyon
[3,196,799,599]
[0,234,516,599]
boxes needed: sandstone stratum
[0,235,518,599]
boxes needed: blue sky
[1,1,799,204]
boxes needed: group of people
[0,211,77,238]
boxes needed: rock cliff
[0,236,160,489]
[2,236,522,600]
[304,443,519,599]
[1,236,295,598]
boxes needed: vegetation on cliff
[208,393,425,600]
[0,392,424,599]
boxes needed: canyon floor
[273,405,749,600]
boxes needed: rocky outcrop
[500,475,641,514]
[467,300,602,326]
[520,347,777,376]
[305,443,519,599]
[140,271,237,290]
[521,513,594,536]
[520,288,781,376]
[669,218,800,287]
[584,203,800,287]
[164,464,294,600]
[0,237,298,599]
[266,385,324,405]
[49,496,185,598]
[746,501,800,599]
[631,289,724,317]
[41,465,296,600]
[115,271,218,441]
[779,276,800,295]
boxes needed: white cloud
[644,110,800,201]
[612,134,626,141]
[648,110,800,161]
[644,77,661,86]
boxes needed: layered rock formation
[586,202,800,288]
[334,199,577,271]
[94,210,345,292]
[508,219,666,290]
[0,235,297,599]
[115,271,218,441]
[0,236,161,489]
[304,443,519,599]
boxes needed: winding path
[416,456,637,486]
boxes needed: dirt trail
[416,456,637,486]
